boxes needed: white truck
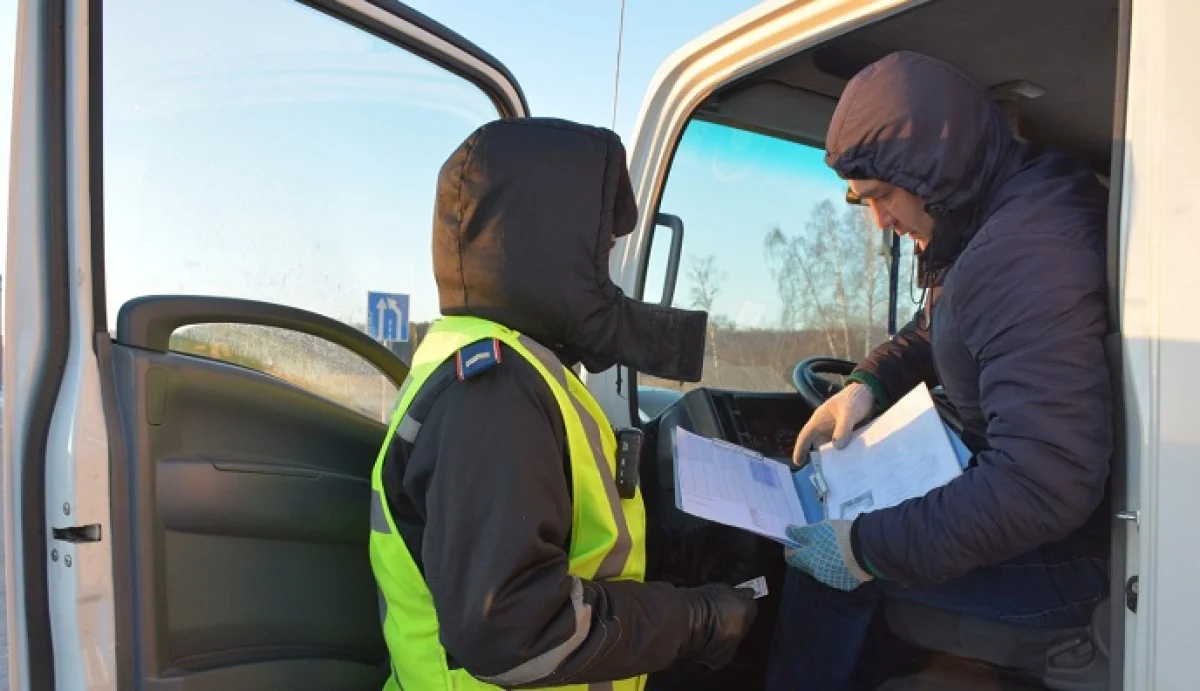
[4,0,1188,689]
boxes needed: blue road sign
[367,291,410,342]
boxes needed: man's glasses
[845,185,864,206]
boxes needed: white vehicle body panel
[6,1,55,688]
[1117,0,1200,688]
[45,2,117,687]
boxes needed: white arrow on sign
[386,297,404,323]
[387,297,407,341]
[376,297,389,339]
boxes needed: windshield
[641,119,918,394]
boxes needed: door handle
[653,213,685,307]
[1116,509,1139,525]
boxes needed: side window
[171,324,399,421]
[102,0,499,413]
[645,119,917,393]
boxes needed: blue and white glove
[783,520,875,591]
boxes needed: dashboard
[647,387,815,491]
[719,392,814,458]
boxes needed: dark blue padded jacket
[828,52,1114,586]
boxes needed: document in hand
[670,383,970,546]
[670,427,818,546]
[813,383,969,521]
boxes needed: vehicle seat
[882,596,1110,690]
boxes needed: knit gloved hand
[783,520,874,591]
[792,382,876,466]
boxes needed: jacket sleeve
[852,310,939,409]
[410,348,694,686]
[855,234,1113,586]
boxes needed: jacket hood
[433,117,708,381]
[825,51,1016,212]
[825,51,1020,279]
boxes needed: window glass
[644,119,918,393]
[171,324,400,421]
[103,0,500,412]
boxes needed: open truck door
[5,2,526,689]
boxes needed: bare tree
[764,199,893,362]
[765,224,841,356]
[643,205,910,392]
[686,253,726,377]
[687,254,723,313]
[845,205,884,356]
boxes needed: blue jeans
[763,545,1109,691]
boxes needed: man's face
[849,179,936,250]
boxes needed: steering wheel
[791,355,966,437]
[791,357,856,410]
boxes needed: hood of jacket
[824,51,1022,280]
[432,117,708,381]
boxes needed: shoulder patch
[455,338,503,381]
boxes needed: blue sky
[653,119,850,329]
[399,0,764,138]
[0,1,762,258]
[1,0,778,323]
[1,0,889,335]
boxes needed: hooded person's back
[372,117,756,689]
[433,117,707,381]
[823,51,1114,585]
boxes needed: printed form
[815,384,965,521]
[672,428,807,544]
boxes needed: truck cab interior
[636,0,1125,689]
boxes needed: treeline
[167,199,916,407]
[640,323,880,393]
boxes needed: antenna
[611,0,627,130]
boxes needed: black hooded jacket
[827,52,1114,586]
[379,119,703,686]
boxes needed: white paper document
[671,383,969,540]
[815,384,965,521]
[671,428,806,544]
[736,576,769,599]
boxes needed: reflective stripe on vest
[369,316,647,691]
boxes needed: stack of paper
[671,384,970,545]
[813,384,968,521]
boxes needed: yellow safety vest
[369,316,647,691]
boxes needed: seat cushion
[877,654,1047,691]
[884,600,1088,677]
